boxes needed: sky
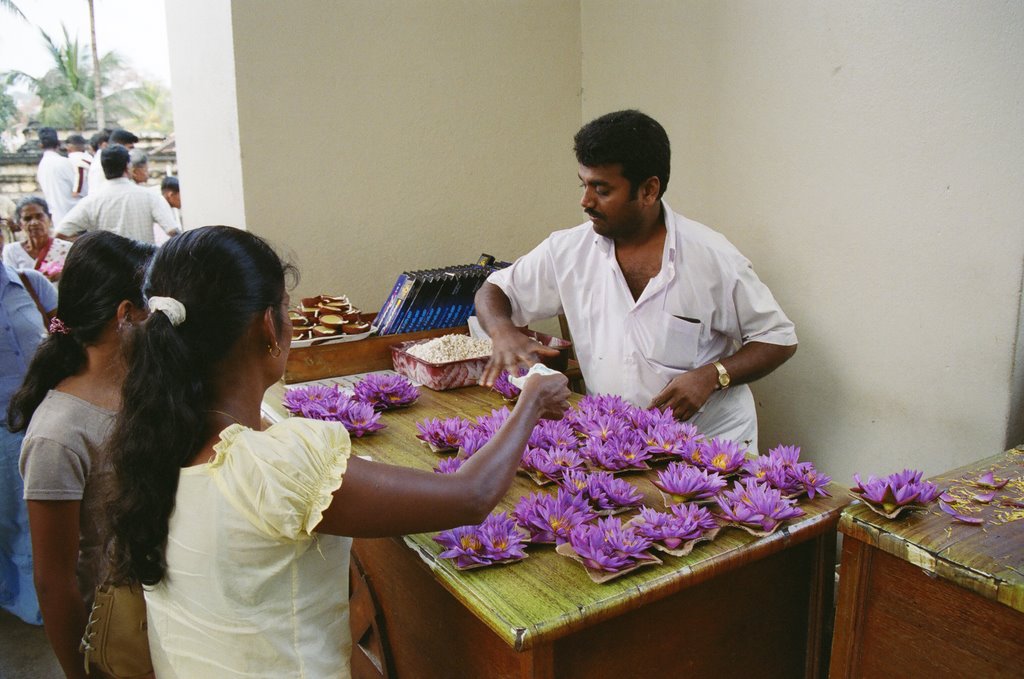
[0,0,171,86]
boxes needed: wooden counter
[263,378,849,679]
[829,447,1024,678]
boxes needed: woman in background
[107,226,569,678]
[3,197,72,282]
[10,232,155,678]
[0,224,57,625]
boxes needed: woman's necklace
[206,409,244,426]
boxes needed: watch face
[719,374,731,388]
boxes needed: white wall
[164,0,246,229]
[228,0,583,310]
[581,0,1024,483]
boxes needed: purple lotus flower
[584,472,644,512]
[434,512,527,569]
[476,512,529,561]
[567,516,653,573]
[653,463,726,502]
[459,428,491,457]
[434,526,487,569]
[741,446,832,499]
[513,489,596,544]
[353,373,420,410]
[559,468,591,496]
[492,370,523,400]
[416,417,472,451]
[632,504,717,550]
[579,413,628,442]
[338,399,386,437]
[475,407,511,436]
[283,383,344,415]
[434,455,466,474]
[521,446,585,482]
[642,422,691,458]
[583,431,651,471]
[851,469,940,513]
[697,437,748,475]
[528,419,579,450]
[715,478,805,533]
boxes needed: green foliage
[3,24,148,132]
[0,88,16,131]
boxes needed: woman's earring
[268,343,282,358]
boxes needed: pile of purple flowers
[282,384,385,437]
[850,469,940,516]
[434,511,528,570]
[715,478,805,533]
[741,445,831,499]
[653,463,727,503]
[352,373,420,411]
[630,504,719,551]
[565,516,657,573]
[514,489,596,544]
[579,433,652,472]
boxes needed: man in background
[65,134,92,198]
[87,128,137,196]
[58,144,179,245]
[34,128,78,223]
[128,149,149,185]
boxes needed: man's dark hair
[109,129,139,146]
[38,127,60,150]
[573,110,670,199]
[101,144,131,179]
[90,128,113,152]
[66,134,87,148]
[161,176,179,193]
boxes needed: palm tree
[87,0,104,128]
[4,24,128,131]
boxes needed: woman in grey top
[8,232,155,679]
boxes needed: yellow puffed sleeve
[208,419,351,540]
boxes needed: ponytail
[107,226,294,585]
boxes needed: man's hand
[480,328,560,387]
[648,364,718,421]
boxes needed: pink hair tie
[48,317,70,335]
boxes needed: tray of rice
[391,334,493,391]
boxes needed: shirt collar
[0,264,22,288]
[592,199,678,262]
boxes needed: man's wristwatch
[712,361,731,390]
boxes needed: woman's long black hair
[7,231,156,431]
[107,226,294,586]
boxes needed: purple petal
[972,490,996,503]
[938,500,984,525]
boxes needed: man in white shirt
[66,134,92,198]
[35,128,78,223]
[476,110,797,450]
[57,144,179,245]
[86,128,137,196]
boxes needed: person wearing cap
[65,134,92,198]
[35,128,79,224]
[58,144,179,245]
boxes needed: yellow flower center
[460,535,482,550]
[712,453,728,469]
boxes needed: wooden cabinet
[829,448,1024,678]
